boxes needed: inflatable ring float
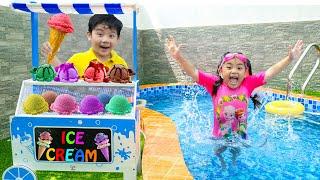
[265,100,304,116]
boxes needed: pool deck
[140,108,193,180]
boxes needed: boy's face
[87,24,120,60]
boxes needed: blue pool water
[141,87,320,179]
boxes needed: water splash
[115,148,131,160]
[286,78,293,100]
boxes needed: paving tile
[141,108,193,180]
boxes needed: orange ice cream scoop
[47,13,74,64]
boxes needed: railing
[286,43,320,98]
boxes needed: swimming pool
[140,85,320,179]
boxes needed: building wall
[0,5,319,139]
[139,22,320,88]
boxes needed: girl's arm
[166,36,199,82]
[265,40,303,81]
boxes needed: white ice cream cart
[2,2,140,180]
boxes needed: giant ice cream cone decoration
[37,131,53,160]
[47,13,74,64]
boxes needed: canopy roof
[11,2,136,14]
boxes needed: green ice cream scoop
[30,64,56,82]
[105,95,132,115]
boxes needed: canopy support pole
[31,12,39,79]
[132,10,138,81]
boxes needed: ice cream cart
[2,2,140,180]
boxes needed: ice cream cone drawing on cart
[94,133,111,162]
[37,131,53,160]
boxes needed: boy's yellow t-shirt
[67,48,128,76]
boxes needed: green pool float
[30,64,56,82]
[23,94,49,115]
[105,95,132,115]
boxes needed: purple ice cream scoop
[79,95,104,115]
[54,63,79,82]
[94,132,108,144]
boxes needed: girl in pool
[166,36,303,168]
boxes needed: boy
[41,14,128,76]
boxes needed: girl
[166,36,303,168]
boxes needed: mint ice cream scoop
[105,95,132,115]
[30,64,56,82]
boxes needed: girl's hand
[288,40,303,61]
[166,35,183,60]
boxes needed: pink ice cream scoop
[47,14,74,64]
[48,13,74,33]
[50,94,78,115]
[39,131,53,141]
[79,95,104,115]
[41,91,58,107]
[94,133,110,162]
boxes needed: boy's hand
[40,41,61,66]
[40,41,52,58]
[166,35,183,60]
[288,40,303,61]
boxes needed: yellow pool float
[265,100,305,116]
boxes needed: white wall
[2,1,320,29]
[139,3,320,29]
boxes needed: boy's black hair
[212,52,261,109]
[88,14,123,36]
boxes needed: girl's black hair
[212,52,261,109]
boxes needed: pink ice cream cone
[94,133,110,162]
[50,94,78,115]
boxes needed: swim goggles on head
[222,53,248,63]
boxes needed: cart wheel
[2,165,36,180]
